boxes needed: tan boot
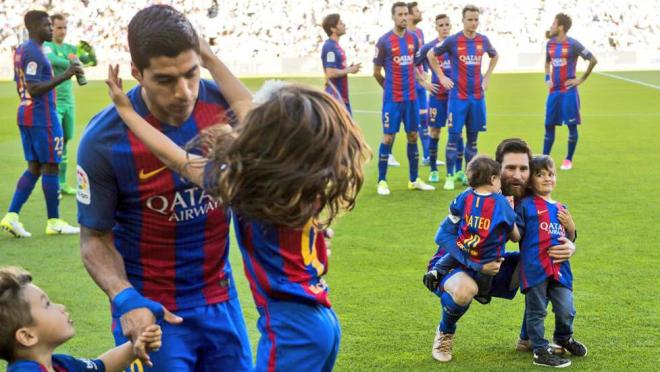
[432,330,454,362]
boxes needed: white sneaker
[377,180,391,195]
[436,160,445,166]
[1,212,32,238]
[387,154,400,167]
[432,330,454,362]
[408,178,435,191]
[46,219,80,235]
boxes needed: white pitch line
[352,109,660,117]
[596,71,660,90]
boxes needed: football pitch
[1,71,659,370]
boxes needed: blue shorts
[112,298,253,372]
[256,300,340,372]
[435,251,520,300]
[428,97,449,129]
[446,98,487,134]
[382,99,420,134]
[19,125,63,164]
[545,90,581,126]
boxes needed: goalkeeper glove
[423,270,440,292]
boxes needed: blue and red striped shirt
[516,195,573,291]
[7,354,104,372]
[13,39,58,128]
[76,80,235,311]
[321,39,349,104]
[373,30,420,102]
[433,31,497,100]
[417,37,452,100]
[449,189,516,264]
[233,217,331,308]
[546,37,593,93]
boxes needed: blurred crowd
[1,0,658,69]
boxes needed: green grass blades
[1,71,659,370]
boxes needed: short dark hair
[406,2,418,13]
[50,13,65,23]
[391,2,407,15]
[530,155,556,175]
[24,10,49,32]
[495,138,533,165]
[436,14,449,21]
[127,5,200,72]
[322,13,340,37]
[462,4,480,18]
[0,267,33,362]
[466,155,501,188]
[555,13,572,33]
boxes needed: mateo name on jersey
[146,186,221,222]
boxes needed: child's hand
[105,64,132,110]
[132,324,162,368]
[557,207,575,233]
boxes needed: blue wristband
[111,287,164,321]
[545,74,550,82]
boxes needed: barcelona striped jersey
[76,80,235,311]
[449,189,516,264]
[433,31,497,100]
[373,30,421,102]
[417,37,452,100]
[13,39,58,128]
[516,195,573,291]
[321,39,349,104]
[546,37,593,93]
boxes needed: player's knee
[41,163,59,175]
[407,132,418,143]
[382,135,394,145]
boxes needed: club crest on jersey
[476,44,483,51]
[408,43,414,52]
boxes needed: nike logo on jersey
[537,209,548,215]
[139,166,168,180]
[458,47,466,51]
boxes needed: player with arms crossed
[415,13,455,183]
[543,13,597,170]
[427,5,498,191]
[77,5,252,371]
[321,13,361,115]
[1,10,81,238]
[43,14,97,195]
[373,1,435,196]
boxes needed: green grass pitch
[1,71,659,370]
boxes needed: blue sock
[439,291,470,334]
[378,143,391,182]
[465,131,479,164]
[407,142,419,182]
[445,132,460,177]
[420,118,430,158]
[41,173,60,219]
[429,138,439,172]
[567,126,578,161]
[8,170,40,214]
[456,135,464,173]
[543,125,556,155]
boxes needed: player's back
[451,188,514,264]
[13,40,57,128]
[374,30,419,102]
[233,216,331,309]
[77,80,236,311]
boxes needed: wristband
[111,287,164,321]
[545,74,550,82]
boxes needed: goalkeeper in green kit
[43,14,96,195]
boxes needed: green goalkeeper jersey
[43,41,96,106]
